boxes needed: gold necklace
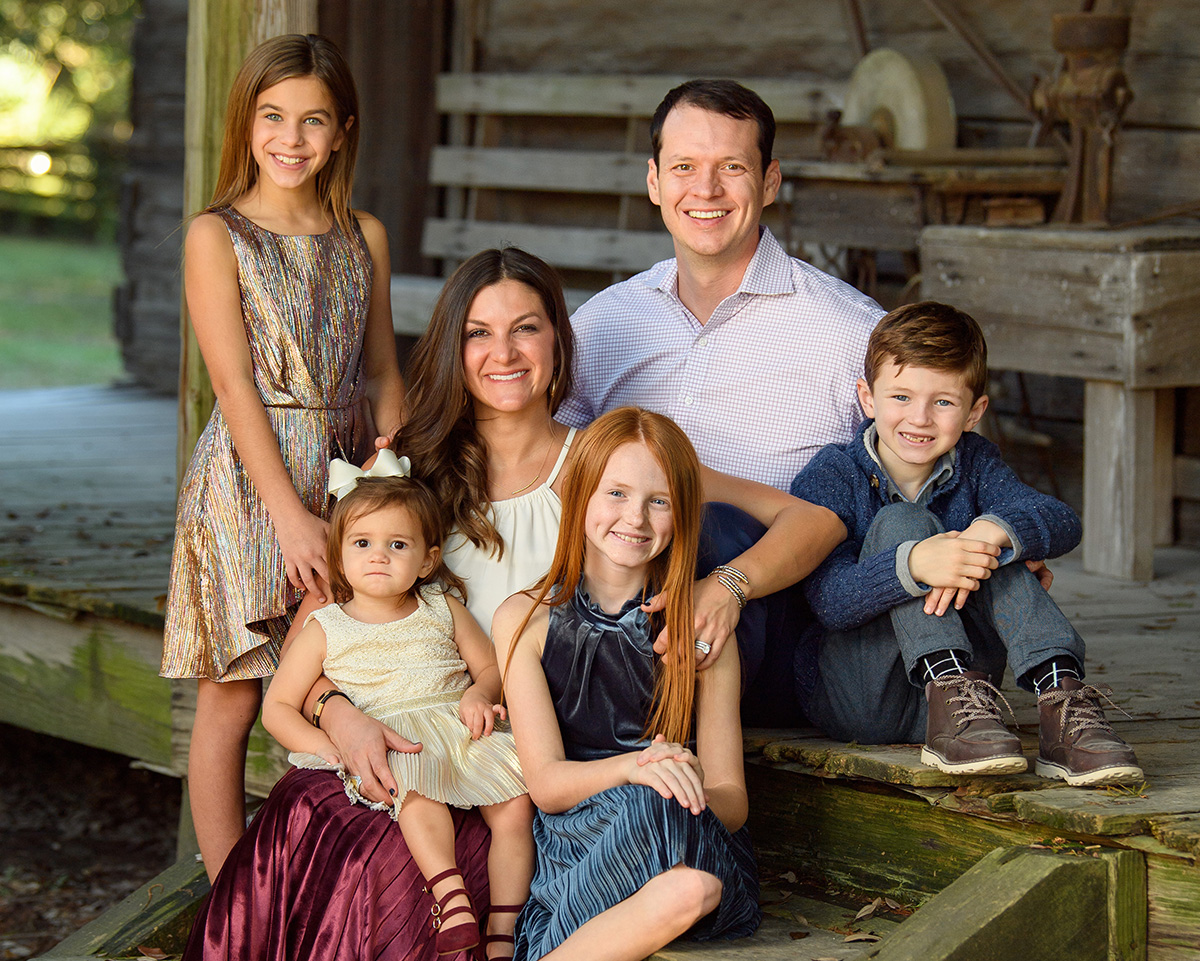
[508,433,556,496]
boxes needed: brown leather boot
[1036,678,1143,785]
[920,671,1027,774]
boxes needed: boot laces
[1040,684,1127,739]
[933,674,1016,728]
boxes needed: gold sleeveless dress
[161,208,373,680]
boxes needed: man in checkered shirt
[557,79,884,491]
[556,79,885,723]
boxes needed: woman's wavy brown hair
[503,407,702,746]
[204,34,360,233]
[394,248,575,563]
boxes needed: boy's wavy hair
[205,34,360,234]
[326,476,465,605]
[864,301,989,401]
[502,407,703,745]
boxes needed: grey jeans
[804,501,1085,744]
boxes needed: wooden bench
[391,72,845,334]
[920,224,1200,580]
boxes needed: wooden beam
[422,219,674,273]
[178,0,319,483]
[430,146,648,195]
[869,846,1141,961]
[435,73,845,123]
[41,856,209,960]
[1083,383,1156,581]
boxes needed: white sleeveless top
[443,428,576,635]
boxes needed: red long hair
[504,407,703,744]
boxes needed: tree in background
[0,0,138,236]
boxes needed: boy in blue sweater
[790,302,1141,785]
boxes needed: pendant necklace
[508,432,556,496]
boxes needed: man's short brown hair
[863,301,988,400]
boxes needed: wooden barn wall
[114,0,188,395]
[319,0,448,274]
[474,0,1200,223]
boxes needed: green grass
[0,234,124,389]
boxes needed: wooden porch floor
[3,385,1198,960]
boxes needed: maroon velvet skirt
[184,768,492,961]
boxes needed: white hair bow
[328,449,412,501]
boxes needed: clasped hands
[909,520,1052,616]
[630,734,707,815]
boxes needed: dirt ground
[0,724,179,959]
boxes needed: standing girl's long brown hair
[504,407,702,745]
[204,34,360,233]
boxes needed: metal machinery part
[1031,13,1133,224]
[835,48,957,155]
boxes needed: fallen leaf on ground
[845,931,882,942]
[137,947,169,959]
[789,931,810,939]
[854,897,882,920]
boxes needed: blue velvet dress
[513,588,761,959]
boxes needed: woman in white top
[221,249,841,961]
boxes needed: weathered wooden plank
[436,73,845,123]
[422,219,674,272]
[783,178,925,251]
[0,602,172,766]
[1011,783,1200,838]
[1152,816,1200,859]
[745,759,1057,902]
[40,856,208,960]
[1147,854,1200,961]
[430,146,648,194]
[760,736,1046,793]
[1083,384,1157,581]
[868,846,1111,961]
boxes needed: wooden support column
[1083,383,1156,582]
[1154,389,1177,546]
[177,0,318,481]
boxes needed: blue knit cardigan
[790,422,1081,632]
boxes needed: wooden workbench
[919,224,1200,581]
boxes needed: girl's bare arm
[494,594,706,815]
[261,620,338,761]
[185,215,330,597]
[355,212,405,440]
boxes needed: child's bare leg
[542,865,721,961]
[479,795,535,957]
[396,793,475,937]
[189,676,262,881]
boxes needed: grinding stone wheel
[842,48,957,151]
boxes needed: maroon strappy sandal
[481,903,524,961]
[423,868,480,957]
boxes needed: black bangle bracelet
[312,689,353,728]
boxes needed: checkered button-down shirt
[557,228,884,490]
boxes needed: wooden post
[1083,383,1156,581]
[177,0,318,483]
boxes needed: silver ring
[694,640,712,655]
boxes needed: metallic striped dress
[161,207,372,681]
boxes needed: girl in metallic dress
[160,34,404,881]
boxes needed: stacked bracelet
[710,564,749,610]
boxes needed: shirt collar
[646,227,796,299]
[862,422,956,505]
